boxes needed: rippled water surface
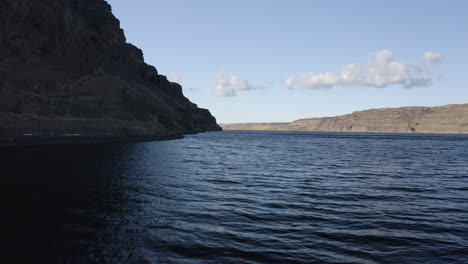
[1,131,467,263]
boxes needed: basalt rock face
[0,0,221,137]
[222,104,468,134]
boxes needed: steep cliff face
[0,0,221,137]
[222,104,468,134]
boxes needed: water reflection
[0,143,147,262]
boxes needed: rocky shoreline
[0,131,207,148]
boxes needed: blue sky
[106,0,468,123]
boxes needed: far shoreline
[220,129,468,136]
[220,103,468,135]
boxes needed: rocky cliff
[222,104,468,134]
[0,0,221,138]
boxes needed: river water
[1,131,467,263]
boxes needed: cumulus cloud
[171,73,183,84]
[423,52,443,71]
[214,72,256,97]
[282,77,294,89]
[404,76,432,89]
[287,50,443,90]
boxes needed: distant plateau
[222,104,468,134]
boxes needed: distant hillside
[222,104,468,134]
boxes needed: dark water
[1,131,467,264]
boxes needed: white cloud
[288,50,443,90]
[171,73,183,84]
[214,72,256,97]
[404,76,432,89]
[423,52,443,71]
[282,77,294,89]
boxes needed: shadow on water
[0,143,150,263]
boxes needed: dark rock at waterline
[0,0,221,138]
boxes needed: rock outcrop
[222,104,468,134]
[0,0,221,138]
